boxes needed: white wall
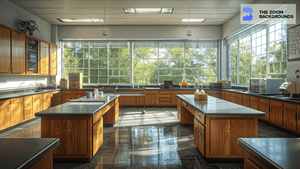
[221,0,300,81]
[0,0,53,90]
[58,25,222,40]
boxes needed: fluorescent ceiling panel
[58,19,104,23]
[181,19,206,23]
[122,8,174,14]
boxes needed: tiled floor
[0,107,297,169]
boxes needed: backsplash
[0,75,48,91]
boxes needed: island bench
[177,94,265,159]
[35,95,120,162]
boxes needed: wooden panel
[115,98,119,104]
[136,96,144,106]
[145,94,159,106]
[236,94,243,98]
[205,90,220,94]
[0,106,11,130]
[259,98,269,104]
[103,106,115,124]
[177,98,181,104]
[10,103,23,125]
[159,90,171,94]
[230,93,237,97]
[23,101,33,109]
[225,92,230,95]
[24,96,33,103]
[50,44,57,75]
[51,91,61,107]
[159,102,171,106]
[243,95,250,100]
[194,118,198,148]
[270,106,283,127]
[33,98,42,115]
[115,102,119,123]
[298,105,300,111]
[249,101,259,110]
[159,97,170,101]
[30,151,53,169]
[258,102,270,122]
[10,97,23,104]
[145,90,159,94]
[283,108,297,132]
[177,103,181,122]
[93,121,101,156]
[0,99,10,107]
[284,102,297,110]
[180,106,194,124]
[42,93,51,110]
[236,98,243,105]
[159,95,170,98]
[195,110,205,125]
[93,110,102,125]
[231,97,237,104]
[33,94,42,100]
[270,100,283,107]
[119,96,136,106]
[244,151,268,169]
[24,107,33,121]
[0,26,11,74]
[243,99,250,107]
[206,116,258,158]
[198,121,205,156]
[221,91,226,95]
[41,117,92,158]
[39,41,49,75]
[250,96,259,102]
[11,31,25,74]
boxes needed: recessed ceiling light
[58,19,104,23]
[181,19,206,23]
[122,8,174,14]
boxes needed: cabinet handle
[27,103,30,105]
[182,102,186,106]
[294,112,297,119]
[269,106,272,112]
[251,98,255,101]
[197,115,202,119]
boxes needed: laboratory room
[0,0,300,168]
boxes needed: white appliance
[249,78,282,94]
[279,82,300,99]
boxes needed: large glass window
[228,21,287,85]
[63,41,218,84]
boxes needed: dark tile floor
[0,107,297,169]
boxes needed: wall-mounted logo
[243,7,253,21]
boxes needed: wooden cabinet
[244,151,268,169]
[198,120,205,156]
[115,102,119,123]
[30,151,53,169]
[159,90,171,106]
[145,92,159,106]
[269,100,283,127]
[50,44,57,75]
[24,107,33,121]
[0,26,11,74]
[39,41,49,75]
[93,118,103,156]
[194,118,198,147]
[172,91,185,106]
[177,103,181,122]
[42,93,51,110]
[12,31,26,74]
[242,95,250,107]
[62,91,83,103]
[10,100,23,126]
[33,94,42,115]
[51,91,61,107]
[258,98,270,122]
[119,96,136,106]
[0,104,11,130]
[283,102,298,132]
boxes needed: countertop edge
[177,94,265,117]
[18,138,60,169]
[237,138,282,169]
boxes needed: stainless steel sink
[145,87,160,89]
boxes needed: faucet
[28,83,33,91]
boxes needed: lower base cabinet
[244,151,267,169]
[194,118,205,156]
[93,118,103,156]
[30,151,53,169]
[0,106,11,130]
[10,102,23,125]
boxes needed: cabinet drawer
[159,91,171,94]
[259,98,269,104]
[270,100,283,107]
[237,94,243,98]
[195,110,205,125]
[225,92,230,95]
[159,97,170,101]
[159,102,170,106]
[23,102,33,108]
[187,104,195,114]
[250,101,259,110]
[181,101,187,107]
[23,96,33,102]
[0,100,10,107]
[284,102,297,110]
[159,94,170,98]
[24,108,33,120]
[243,95,250,100]
[11,98,23,104]
[221,91,226,95]
[93,110,102,125]
[145,90,159,94]
[230,93,237,97]
[205,90,220,94]
[33,94,42,100]
[250,96,258,102]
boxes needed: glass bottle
[181,73,188,86]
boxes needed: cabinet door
[249,101,258,110]
[10,103,23,125]
[93,121,101,156]
[0,26,11,74]
[270,106,283,127]
[236,98,243,105]
[11,31,25,74]
[177,103,181,122]
[243,99,250,107]
[136,96,144,106]
[0,106,11,129]
[33,99,42,114]
[225,95,230,101]
[198,122,205,156]
[258,103,269,122]
[194,118,198,147]
[283,109,297,132]
[39,41,49,75]
[171,93,177,106]
[115,102,119,122]
[231,97,237,103]
[119,96,136,106]
[42,93,51,110]
[50,44,57,75]
[145,94,158,105]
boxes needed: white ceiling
[9,0,258,26]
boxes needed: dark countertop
[117,87,216,91]
[0,138,59,169]
[238,138,300,169]
[221,89,300,104]
[0,89,60,100]
[177,94,265,116]
[35,94,119,117]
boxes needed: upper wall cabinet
[50,44,57,75]
[26,37,39,75]
[0,26,11,74]
[12,31,25,74]
[39,41,49,75]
